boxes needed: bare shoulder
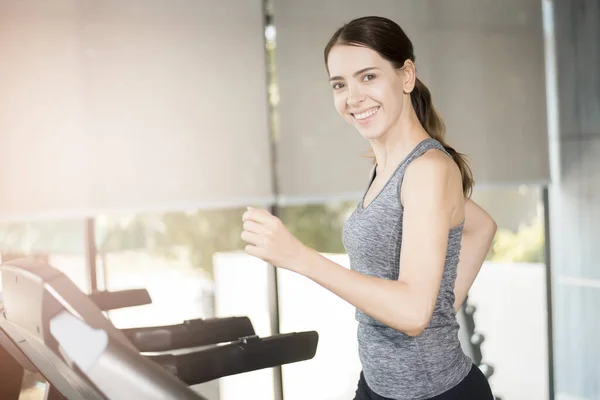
[401,148,461,206]
[405,149,456,187]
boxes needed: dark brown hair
[324,16,473,197]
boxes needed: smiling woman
[325,16,474,198]
[241,15,497,400]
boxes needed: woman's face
[327,44,408,141]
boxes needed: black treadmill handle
[122,316,256,352]
[88,289,152,311]
[148,331,319,385]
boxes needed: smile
[352,106,380,122]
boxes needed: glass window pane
[0,219,89,293]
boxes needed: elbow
[465,204,497,239]
[490,219,498,235]
[405,324,427,337]
[487,220,498,244]
[389,284,434,337]
[405,314,430,337]
[394,309,431,337]
[478,217,497,242]
[486,213,498,235]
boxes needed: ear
[399,59,417,94]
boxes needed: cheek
[378,87,403,115]
[367,85,385,102]
[368,84,391,105]
[333,94,348,117]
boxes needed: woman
[241,16,497,400]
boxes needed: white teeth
[354,107,379,120]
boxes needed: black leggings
[354,364,494,400]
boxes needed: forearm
[453,228,496,312]
[295,247,429,336]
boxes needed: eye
[362,74,376,82]
[332,82,345,90]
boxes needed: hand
[241,207,308,272]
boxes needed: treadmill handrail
[121,316,256,352]
[88,289,152,311]
[146,331,319,385]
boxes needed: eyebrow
[329,67,379,82]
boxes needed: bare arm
[242,152,455,337]
[453,199,497,312]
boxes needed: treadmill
[0,258,319,400]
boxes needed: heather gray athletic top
[342,138,473,400]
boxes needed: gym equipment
[122,316,256,352]
[457,295,502,400]
[0,258,319,400]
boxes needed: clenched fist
[241,207,308,272]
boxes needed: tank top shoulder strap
[390,137,449,198]
[404,138,448,165]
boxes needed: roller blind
[273,0,550,203]
[0,0,273,220]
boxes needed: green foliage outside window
[486,216,545,263]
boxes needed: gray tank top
[342,138,472,399]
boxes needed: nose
[346,85,366,107]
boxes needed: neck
[370,105,430,172]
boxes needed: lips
[351,106,380,123]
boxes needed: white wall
[468,262,549,400]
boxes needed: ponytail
[411,78,474,197]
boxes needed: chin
[356,125,384,140]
